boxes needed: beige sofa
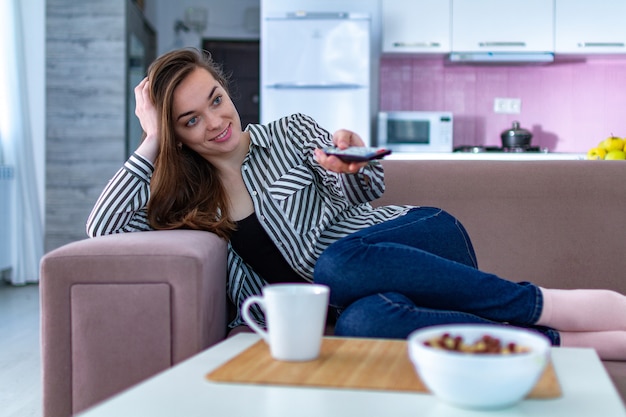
[40,159,626,416]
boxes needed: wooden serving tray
[206,337,561,398]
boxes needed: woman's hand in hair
[134,77,159,163]
[314,129,368,174]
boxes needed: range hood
[448,52,554,64]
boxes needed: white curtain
[0,0,44,285]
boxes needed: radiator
[0,165,14,271]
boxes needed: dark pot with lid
[501,121,532,148]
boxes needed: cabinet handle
[393,41,441,48]
[478,42,526,47]
[577,42,625,48]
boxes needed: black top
[230,213,306,284]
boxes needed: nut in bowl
[407,324,551,410]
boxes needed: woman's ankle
[537,288,626,332]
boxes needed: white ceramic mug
[241,283,330,362]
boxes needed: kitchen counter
[386,152,587,161]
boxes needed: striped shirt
[86,113,411,327]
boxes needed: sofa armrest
[40,230,228,417]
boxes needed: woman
[87,48,626,360]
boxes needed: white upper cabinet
[382,0,451,54]
[555,0,626,54]
[451,0,554,52]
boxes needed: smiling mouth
[210,125,230,142]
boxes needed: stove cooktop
[454,145,549,153]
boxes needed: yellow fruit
[604,150,626,160]
[587,147,607,160]
[602,136,624,151]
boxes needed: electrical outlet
[494,98,521,114]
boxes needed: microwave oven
[377,111,453,153]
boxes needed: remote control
[323,146,392,162]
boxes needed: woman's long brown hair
[145,48,236,239]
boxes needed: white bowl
[407,324,551,410]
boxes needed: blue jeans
[313,207,560,345]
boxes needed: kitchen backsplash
[380,57,626,152]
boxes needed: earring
[176,142,183,150]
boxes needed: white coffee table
[77,333,626,417]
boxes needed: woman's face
[171,67,243,159]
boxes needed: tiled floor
[0,283,42,417]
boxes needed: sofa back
[376,160,626,293]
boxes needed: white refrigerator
[260,12,372,145]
